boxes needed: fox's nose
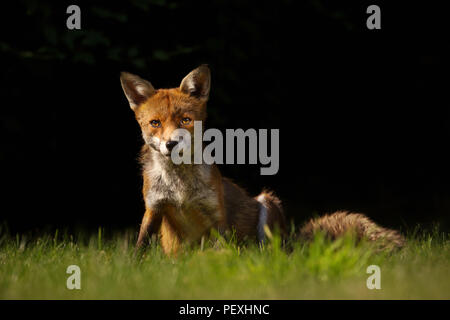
[165,140,178,151]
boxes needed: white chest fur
[143,151,218,212]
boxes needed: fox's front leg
[135,207,162,252]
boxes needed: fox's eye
[150,120,161,128]
[181,117,191,125]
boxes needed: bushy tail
[299,211,405,250]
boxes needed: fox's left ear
[180,64,211,101]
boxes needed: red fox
[120,65,404,255]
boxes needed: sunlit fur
[300,211,405,250]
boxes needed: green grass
[0,225,449,299]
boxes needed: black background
[2,300,447,319]
[0,1,449,234]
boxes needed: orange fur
[121,65,404,256]
[121,66,286,256]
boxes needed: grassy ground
[0,225,449,299]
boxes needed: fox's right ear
[120,72,155,110]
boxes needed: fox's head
[120,65,210,156]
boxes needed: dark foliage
[0,1,449,233]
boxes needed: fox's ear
[180,64,211,101]
[120,72,155,110]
